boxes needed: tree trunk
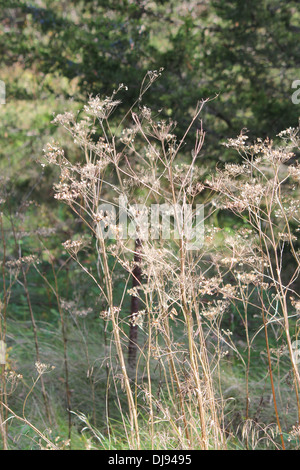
[128,238,142,369]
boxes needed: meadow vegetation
[1,0,300,450]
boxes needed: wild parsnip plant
[205,128,300,449]
[1,71,300,449]
[40,68,300,449]
[41,71,227,449]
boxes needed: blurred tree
[0,0,299,163]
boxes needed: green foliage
[1,0,299,163]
